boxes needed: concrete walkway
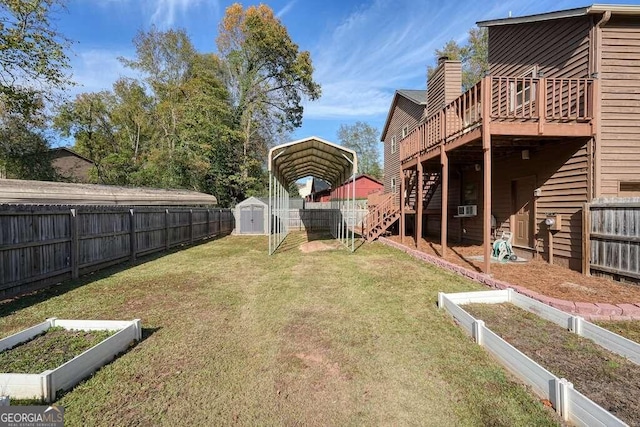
[379,237,640,321]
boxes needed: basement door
[240,205,265,234]
[511,176,536,247]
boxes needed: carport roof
[267,136,357,186]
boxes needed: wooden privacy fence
[584,198,640,281]
[0,205,233,299]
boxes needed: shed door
[511,176,536,247]
[240,205,264,234]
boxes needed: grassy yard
[0,233,559,426]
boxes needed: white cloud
[276,1,296,19]
[148,0,207,27]
[95,0,217,27]
[303,0,541,120]
[68,49,139,95]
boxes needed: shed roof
[477,4,640,27]
[268,136,357,187]
[236,196,267,207]
[0,179,217,206]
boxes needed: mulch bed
[388,235,640,304]
[0,327,114,373]
[464,303,640,426]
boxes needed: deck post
[440,149,449,258]
[400,170,405,244]
[482,76,493,275]
[416,161,423,248]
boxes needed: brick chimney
[426,57,462,118]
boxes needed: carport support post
[441,150,449,258]
[268,171,272,254]
[352,172,355,252]
[482,76,493,274]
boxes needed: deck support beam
[482,76,493,275]
[440,150,449,258]
[400,170,405,244]
[416,161,423,248]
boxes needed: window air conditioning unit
[457,205,477,217]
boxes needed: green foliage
[51,7,321,206]
[337,121,382,179]
[0,0,72,117]
[0,114,57,180]
[217,3,321,193]
[427,27,488,91]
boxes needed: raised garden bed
[0,318,141,402]
[439,289,640,427]
[0,327,114,374]
[464,303,640,427]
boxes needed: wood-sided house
[380,90,427,206]
[371,4,640,275]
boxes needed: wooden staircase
[405,171,441,211]
[363,193,400,242]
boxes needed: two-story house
[372,4,640,276]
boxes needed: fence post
[582,203,591,276]
[129,209,136,262]
[219,209,223,234]
[189,209,194,244]
[437,292,444,308]
[70,209,79,279]
[165,209,170,251]
[206,209,211,238]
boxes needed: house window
[510,66,538,113]
[391,177,397,194]
[391,136,397,154]
[402,125,409,138]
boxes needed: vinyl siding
[600,16,640,197]
[427,61,462,117]
[488,16,592,78]
[459,139,589,269]
[383,96,425,204]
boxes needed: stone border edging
[378,237,640,321]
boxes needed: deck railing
[400,76,594,163]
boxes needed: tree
[427,27,488,91]
[54,91,121,184]
[337,122,382,179]
[0,115,57,180]
[217,3,321,190]
[0,0,72,116]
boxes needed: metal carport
[267,136,357,254]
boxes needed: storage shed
[234,197,268,235]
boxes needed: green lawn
[0,233,559,426]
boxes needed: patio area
[387,235,640,305]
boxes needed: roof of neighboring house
[311,177,331,193]
[357,174,383,185]
[381,90,427,141]
[0,179,217,206]
[50,147,95,164]
[477,4,640,27]
[338,174,384,186]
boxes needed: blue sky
[57,0,635,146]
